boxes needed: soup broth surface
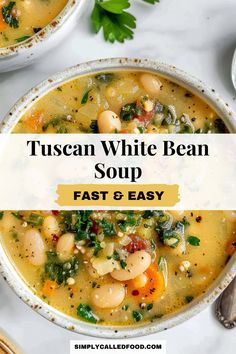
[0,0,67,48]
[1,70,235,327]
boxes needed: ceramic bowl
[0,0,86,73]
[0,58,236,338]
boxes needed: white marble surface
[0,0,236,353]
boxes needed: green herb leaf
[91,3,103,33]
[90,0,136,43]
[117,211,136,232]
[158,256,166,272]
[122,304,129,311]
[142,0,160,4]
[97,218,116,237]
[81,90,91,104]
[15,35,31,43]
[77,304,98,323]
[26,213,43,226]
[90,120,99,133]
[98,0,130,14]
[120,260,127,269]
[132,310,143,322]
[11,211,23,220]
[120,102,142,121]
[185,295,194,303]
[187,235,200,246]
[142,210,154,219]
[147,303,153,311]
[0,211,4,220]
[95,73,114,83]
[2,2,19,28]
[44,251,79,285]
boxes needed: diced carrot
[199,266,211,274]
[120,129,131,133]
[128,263,165,301]
[0,6,7,30]
[24,110,44,132]
[42,279,57,297]
[226,239,236,256]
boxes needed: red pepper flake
[52,210,59,216]
[124,235,148,253]
[132,289,140,296]
[91,220,99,234]
[52,234,59,242]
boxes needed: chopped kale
[2,2,19,28]
[26,213,43,226]
[213,118,227,133]
[77,304,98,323]
[90,120,99,133]
[142,210,154,219]
[147,303,154,311]
[132,310,143,322]
[11,211,23,220]
[81,90,91,104]
[95,73,114,83]
[117,211,137,231]
[97,218,116,237]
[185,295,194,303]
[44,251,79,285]
[187,235,200,246]
[120,102,142,121]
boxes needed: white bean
[42,215,60,239]
[97,110,121,133]
[56,233,75,261]
[0,213,19,232]
[23,229,46,266]
[140,73,162,94]
[91,283,125,308]
[111,250,151,281]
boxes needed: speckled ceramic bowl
[0,0,86,73]
[0,58,236,338]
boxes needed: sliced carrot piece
[0,6,7,30]
[128,263,165,301]
[42,279,57,297]
[24,110,44,132]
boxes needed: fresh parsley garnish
[77,304,98,323]
[143,0,159,3]
[26,213,43,226]
[81,90,91,104]
[15,35,31,43]
[90,0,159,43]
[2,2,19,28]
[187,235,200,246]
[0,211,4,220]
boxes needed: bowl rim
[0,57,236,338]
[0,0,85,58]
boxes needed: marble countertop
[0,0,236,353]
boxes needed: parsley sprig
[91,0,159,43]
